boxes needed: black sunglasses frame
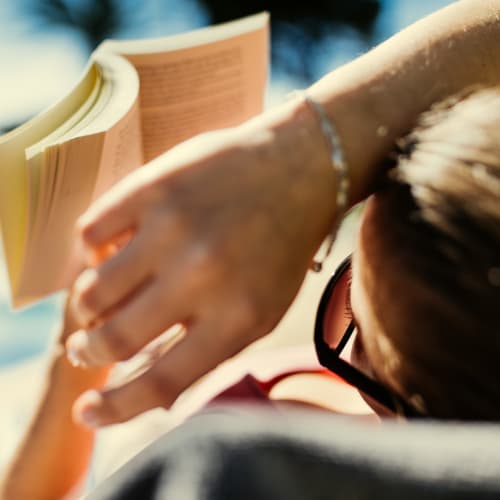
[314,255,424,418]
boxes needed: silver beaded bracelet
[291,90,350,272]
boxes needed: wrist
[240,96,340,259]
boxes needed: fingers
[73,319,243,427]
[67,278,190,367]
[77,175,149,250]
[72,221,169,326]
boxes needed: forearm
[309,0,500,202]
[0,348,109,500]
[237,1,500,258]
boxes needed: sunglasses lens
[322,264,353,352]
[316,258,414,417]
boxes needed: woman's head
[353,87,500,420]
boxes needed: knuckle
[77,285,102,317]
[77,216,100,246]
[189,242,216,271]
[98,321,137,361]
[99,394,124,425]
[144,368,180,409]
[180,243,222,294]
[193,240,228,281]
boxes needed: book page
[25,72,103,231]
[14,56,143,306]
[79,52,144,198]
[91,99,143,199]
[0,63,98,300]
[108,13,269,161]
[15,135,105,305]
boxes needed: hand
[67,102,337,427]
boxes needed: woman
[66,0,500,427]
[5,0,500,494]
[4,34,500,500]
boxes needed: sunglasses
[314,255,424,418]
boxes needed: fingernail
[73,269,100,325]
[67,347,85,368]
[74,268,98,294]
[80,409,101,429]
[76,212,93,234]
[66,330,88,367]
[75,390,103,428]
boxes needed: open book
[0,13,269,308]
